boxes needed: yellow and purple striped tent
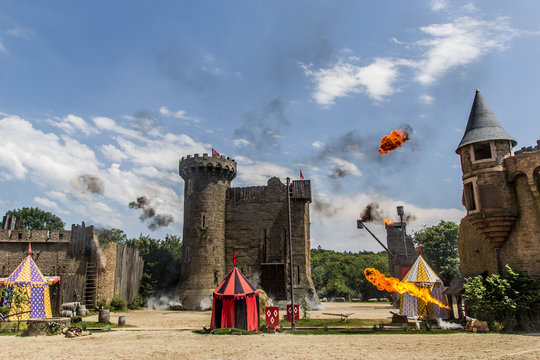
[399,255,448,320]
[1,247,52,320]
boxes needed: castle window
[472,141,494,162]
[464,181,477,212]
[200,212,207,229]
[18,233,22,240]
[59,233,63,240]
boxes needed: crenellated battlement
[0,229,71,242]
[179,153,237,181]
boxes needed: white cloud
[34,196,68,215]
[312,141,324,148]
[328,157,362,178]
[419,94,435,104]
[49,114,98,135]
[93,116,142,140]
[233,138,253,147]
[415,16,517,85]
[0,113,211,233]
[303,58,404,106]
[302,13,518,106]
[100,144,128,162]
[159,107,201,123]
[311,192,465,252]
[430,0,448,12]
[234,156,293,186]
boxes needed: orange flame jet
[379,129,409,154]
[364,268,449,309]
[382,218,394,225]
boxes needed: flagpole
[286,177,295,331]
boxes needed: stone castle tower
[176,154,237,309]
[456,89,540,276]
[176,153,318,309]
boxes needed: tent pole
[286,177,295,331]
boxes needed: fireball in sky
[379,129,409,154]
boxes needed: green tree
[412,221,460,285]
[464,265,540,331]
[311,249,390,300]
[7,207,65,231]
[95,228,128,246]
[126,234,182,298]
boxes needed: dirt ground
[3,302,539,359]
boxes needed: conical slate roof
[456,89,516,153]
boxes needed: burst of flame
[379,129,409,154]
[364,268,449,309]
[382,218,394,225]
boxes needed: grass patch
[70,321,136,330]
[195,328,257,335]
[283,328,463,335]
[280,318,393,327]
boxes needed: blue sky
[1,1,539,252]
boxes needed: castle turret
[176,153,236,309]
[456,89,518,273]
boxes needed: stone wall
[458,146,540,277]
[225,177,317,302]
[0,224,144,312]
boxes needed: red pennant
[300,170,304,180]
[212,148,220,157]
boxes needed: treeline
[311,248,390,300]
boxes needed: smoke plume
[72,174,105,194]
[129,196,174,230]
[234,98,289,150]
[328,166,349,179]
[360,202,383,222]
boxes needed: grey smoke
[129,196,174,231]
[132,110,157,131]
[234,98,289,150]
[73,174,105,195]
[328,166,349,179]
[360,202,383,222]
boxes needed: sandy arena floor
[3,302,539,360]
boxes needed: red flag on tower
[300,170,304,180]
[212,148,220,157]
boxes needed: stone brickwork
[0,223,143,313]
[176,153,318,309]
[385,223,417,279]
[458,137,540,277]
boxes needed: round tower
[456,89,518,272]
[176,153,236,309]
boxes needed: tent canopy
[211,267,260,331]
[402,254,442,284]
[1,253,53,320]
[400,255,448,320]
[214,267,258,297]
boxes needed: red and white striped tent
[210,267,260,332]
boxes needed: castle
[456,89,540,277]
[175,154,317,309]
